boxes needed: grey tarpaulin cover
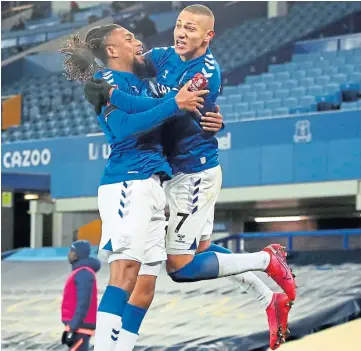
[2,251,361,350]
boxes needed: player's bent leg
[115,262,162,351]
[95,255,141,351]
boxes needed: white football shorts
[164,165,222,254]
[98,175,167,265]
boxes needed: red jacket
[61,258,100,330]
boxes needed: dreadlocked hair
[60,24,122,83]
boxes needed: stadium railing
[213,228,361,252]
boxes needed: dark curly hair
[60,24,122,83]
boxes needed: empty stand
[212,1,361,73]
[219,47,361,122]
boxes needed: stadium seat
[283,97,298,108]
[259,91,273,101]
[235,102,249,113]
[299,96,317,109]
[307,68,323,78]
[273,107,290,116]
[316,92,342,105]
[265,99,282,110]
[342,101,359,110]
[315,76,332,86]
[222,86,238,95]
[267,81,283,91]
[308,85,324,96]
[274,89,289,100]
[257,109,272,117]
[275,72,291,82]
[239,110,256,119]
[289,106,311,114]
[260,73,274,84]
[245,75,260,84]
[332,73,348,85]
[290,87,307,98]
[249,101,265,111]
[244,92,258,103]
[218,104,234,116]
[228,94,243,105]
[253,83,267,93]
[324,83,340,95]
[217,96,228,105]
[283,80,298,90]
[299,77,314,88]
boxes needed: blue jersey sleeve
[109,89,163,113]
[143,47,169,78]
[102,98,179,140]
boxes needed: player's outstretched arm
[85,78,206,115]
[103,82,208,140]
[84,78,164,114]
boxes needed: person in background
[61,240,101,351]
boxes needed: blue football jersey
[93,69,176,185]
[144,46,222,174]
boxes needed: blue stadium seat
[88,124,101,134]
[307,68,323,78]
[341,82,361,92]
[273,107,289,116]
[217,96,228,105]
[222,86,238,95]
[298,61,314,70]
[315,76,331,86]
[269,64,285,73]
[23,130,35,140]
[259,91,273,101]
[290,87,306,98]
[342,101,359,110]
[339,64,356,75]
[299,96,316,108]
[299,77,314,88]
[257,109,272,117]
[239,110,256,119]
[260,73,274,84]
[237,84,252,95]
[332,73,348,85]
[346,55,361,65]
[244,92,258,103]
[224,113,239,122]
[323,66,339,76]
[291,70,307,80]
[245,75,260,84]
[313,59,330,69]
[228,94,243,105]
[267,81,283,91]
[265,99,282,110]
[29,106,40,120]
[324,83,340,95]
[283,97,298,108]
[289,106,311,114]
[349,72,361,84]
[274,89,289,100]
[218,104,233,116]
[235,102,249,113]
[308,85,324,96]
[253,83,267,93]
[275,72,291,82]
[249,101,265,111]
[316,92,342,105]
[283,80,298,90]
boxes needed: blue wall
[2,110,361,198]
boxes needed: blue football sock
[94,285,130,350]
[114,303,147,350]
[122,303,147,335]
[169,251,220,282]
